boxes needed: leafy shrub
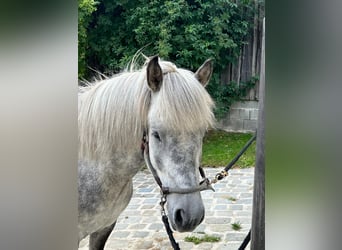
[79,0,259,119]
[79,0,256,79]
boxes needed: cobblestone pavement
[79,167,254,250]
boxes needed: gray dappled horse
[78,56,215,249]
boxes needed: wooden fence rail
[221,0,265,101]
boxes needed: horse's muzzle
[167,192,205,232]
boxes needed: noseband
[141,131,215,195]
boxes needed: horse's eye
[152,131,161,141]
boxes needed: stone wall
[217,101,258,132]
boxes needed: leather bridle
[140,129,257,250]
[140,130,215,250]
[141,130,215,196]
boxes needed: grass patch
[184,234,221,245]
[221,195,238,202]
[201,130,256,168]
[231,221,242,231]
[227,196,238,202]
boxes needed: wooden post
[251,17,265,250]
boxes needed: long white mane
[79,59,215,161]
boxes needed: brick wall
[217,101,258,132]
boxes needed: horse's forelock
[153,65,215,133]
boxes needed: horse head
[145,56,214,232]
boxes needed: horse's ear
[147,55,163,92]
[195,59,213,87]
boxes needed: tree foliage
[78,0,98,78]
[79,0,258,117]
[80,0,255,76]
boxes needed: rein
[141,130,257,250]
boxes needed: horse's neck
[79,150,144,185]
[110,150,145,179]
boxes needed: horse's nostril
[175,209,184,226]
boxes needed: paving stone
[209,224,232,233]
[148,223,164,230]
[216,198,231,204]
[78,167,254,250]
[138,187,154,192]
[236,198,253,204]
[214,210,234,217]
[126,216,144,223]
[205,217,232,224]
[179,241,196,250]
[142,209,157,216]
[131,230,150,238]
[204,210,215,216]
[215,205,229,210]
[193,223,206,233]
[224,232,249,241]
[120,209,140,216]
[128,223,147,230]
[135,240,153,249]
[235,217,252,224]
[234,211,252,216]
[229,204,243,210]
[105,239,128,249]
[216,242,244,250]
[143,198,159,204]
[195,242,214,249]
[231,179,242,184]
[110,231,130,238]
[240,192,253,198]
[140,204,155,209]
[114,223,129,230]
